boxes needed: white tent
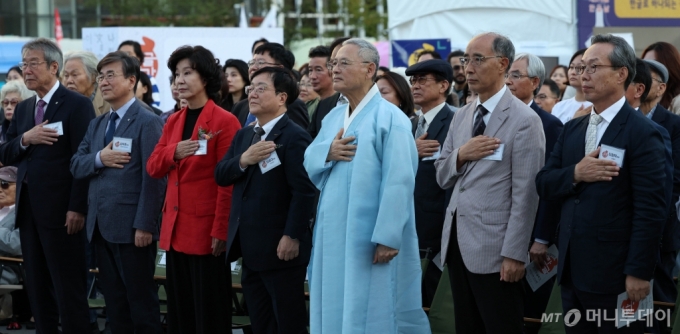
[387,0,578,65]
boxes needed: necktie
[105,112,119,145]
[415,116,427,138]
[35,99,46,125]
[250,127,266,146]
[585,113,603,154]
[472,105,489,137]
[245,113,257,126]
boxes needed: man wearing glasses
[0,38,95,333]
[536,34,667,333]
[434,32,545,333]
[231,43,310,129]
[304,38,430,333]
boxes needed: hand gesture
[239,141,276,168]
[326,128,356,162]
[277,235,299,261]
[174,139,199,161]
[416,133,440,158]
[21,120,59,146]
[574,147,619,183]
[373,244,399,264]
[573,104,592,119]
[500,257,524,282]
[211,237,226,256]
[625,275,650,302]
[135,229,153,247]
[529,242,549,269]
[100,142,131,168]
[65,211,85,235]
[459,136,501,162]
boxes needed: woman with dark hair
[5,66,23,83]
[376,72,415,120]
[219,59,249,113]
[549,65,569,99]
[643,42,680,114]
[135,72,162,115]
[551,48,592,123]
[146,45,241,333]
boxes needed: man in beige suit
[434,32,545,334]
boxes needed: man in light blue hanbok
[304,38,431,334]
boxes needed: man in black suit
[404,59,455,307]
[0,38,95,333]
[308,37,351,139]
[231,43,310,129]
[215,66,316,334]
[536,34,667,333]
[505,52,563,329]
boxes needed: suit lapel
[483,91,511,138]
[597,105,629,147]
[43,85,67,123]
[97,113,110,147]
[243,114,289,189]
[113,101,140,137]
[426,106,449,141]
[651,106,666,125]
[180,100,215,168]
[571,116,589,162]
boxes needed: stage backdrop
[82,27,283,112]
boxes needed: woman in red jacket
[147,45,240,333]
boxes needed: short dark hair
[249,67,299,107]
[417,50,441,61]
[97,51,140,93]
[138,72,154,105]
[251,38,269,54]
[309,45,331,61]
[167,45,223,102]
[375,72,415,118]
[632,58,652,103]
[542,79,561,98]
[591,34,637,89]
[118,40,144,65]
[378,66,390,73]
[447,50,464,63]
[329,37,351,54]
[569,48,588,66]
[253,43,295,70]
[7,66,22,77]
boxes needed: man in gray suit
[70,51,165,333]
[434,32,545,334]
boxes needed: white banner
[82,27,283,111]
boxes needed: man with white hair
[304,38,430,333]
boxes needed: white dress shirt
[420,102,447,133]
[475,85,507,125]
[587,96,625,147]
[255,113,286,141]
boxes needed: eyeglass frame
[247,60,280,68]
[506,71,536,81]
[409,75,439,86]
[326,59,371,71]
[574,64,622,75]
[96,72,126,83]
[245,84,281,96]
[459,55,504,67]
[18,61,48,70]
[535,93,558,101]
[1,99,19,107]
[0,181,14,190]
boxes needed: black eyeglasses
[0,181,13,190]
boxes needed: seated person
[0,166,20,285]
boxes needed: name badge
[481,143,504,161]
[194,140,207,155]
[259,150,281,174]
[43,121,64,135]
[111,137,132,153]
[422,146,441,161]
[599,144,625,167]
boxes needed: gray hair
[0,80,36,102]
[63,51,99,83]
[342,38,380,80]
[22,38,63,77]
[515,53,545,96]
[591,34,636,89]
[476,32,515,74]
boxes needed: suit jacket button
[174,206,178,211]
[575,199,580,204]
[460,187,465,193]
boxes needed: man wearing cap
[405,59,455,307]
[0,166,21,285]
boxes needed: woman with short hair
[0,81,35,142]
[62,51,110,116]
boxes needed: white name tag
[616,280,653,328]
[599,144,625,167]
[111,137,132,153]
[259,150,281,174]
[481,143,504,161]
[194,140,207,155]
[43,121,64,135]
[422,146,441,161]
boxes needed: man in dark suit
[505,52,563,329]
[307,37,351,139]
[0,38,95,333]
[403,59,455,307]
[231,43,310,129]
[536,34,667,333]
[215,66,316,333]
[70,52,165,333]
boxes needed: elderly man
[70,51,165,333]
[62,51,110,116]
[536,34,667,333]
[504,52,563,324]
[304,38,430,333]
[0,38,95,333]
[434,33,545,333]
[404,59,455,307]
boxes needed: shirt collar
[255,113,286,139]
[109,97,136,120]
[344,84,379,131]
[423,101,447,125]
[37,80,60,107]
[526,100,534,107]
[591,96,626,124]
[475,85,507,114]
[647,105,657,119]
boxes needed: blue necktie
[245,113,256,126]
[105,112,119,145]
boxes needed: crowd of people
[0,31,679,334]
